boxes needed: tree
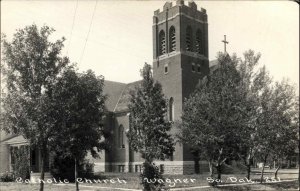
[235,50,264,180]
[255,79,298,182]
[178,52,250,180]
[50,68,107,191]
[127,63,174,191]
[178,53,242,179]
[1,24,69,191]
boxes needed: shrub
[50,152,95,182]
[140,162,165,191]
[10,146,30,180]
[0,172,15,182]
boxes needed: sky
[1,0,299,88]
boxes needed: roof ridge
[104,80,127,85]
[113,84,128,112]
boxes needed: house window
[169,26,176,52]
[192,63,195,72]
[119,125,125,148]
[160,164,165,174]
[159,30,166,55]
[118,165,125,172]
[164,64,168,74]
[196,29,203,54]
[169,97,174,121]
[186,26,193,51]
[135,165,142,172]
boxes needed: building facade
[88,0,210,174]
[0,0,211,176]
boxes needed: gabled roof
[103,80,142,113]
[114,80,142,112]
[103,80,127,111]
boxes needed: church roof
[103,80,127,111]
[103,80,141,113]
[209,59,219,73]
[104,60,218,113]
[114,80,142,112]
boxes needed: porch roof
[3,135,28,145]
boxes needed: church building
[0,0,214,176]
[87,0,211,174]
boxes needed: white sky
[1,0,299,88]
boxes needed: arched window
[192,63,195,72]
[186,26,193,51]
[159,30,166,55]
[196,29,203,54]
[164,63,168,74]
[197,63,201,73]
[119,125,125,148]
[169,26,176,52]
[169,97,174,121]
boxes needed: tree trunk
[194,158,200,174]
[39,147,46,191]
[208,161,213,177]
[216,164,221,180]
[274,165,280,180]
[246,164,251,180]
[260,162,265,183]
[260,154,268,183]
[75,158,79,191]
[245,154,252,180]
[287,159,291,169]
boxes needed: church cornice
[153,50,208,62]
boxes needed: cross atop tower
[222,35,229,53]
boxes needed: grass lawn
[0,170,299,191]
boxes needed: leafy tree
[255,79,298,182]
[178,52,255,180]
[127,63,174,191]
[51,68,107,191]
[270,81,298,179]
[235,50,264,180]
[1,24,69,191]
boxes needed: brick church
[0,0,216,176]
[87,0,212,174]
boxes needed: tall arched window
[196,29,203,54]
[159,30,166,55]
[119,125,125,148]
[169,26,176,52]
[169,97,174,121]
[186,26,193,51]
[192,63,195,72]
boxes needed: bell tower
[152,0,209,173]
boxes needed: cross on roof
[222,35,229,53]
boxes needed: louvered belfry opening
[159,30,166,55]
[186,26,192,51]
[196,29,203,54]
[169,26,176,52]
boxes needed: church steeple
[152,1,209,166]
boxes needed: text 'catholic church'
[0,0,216,176]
